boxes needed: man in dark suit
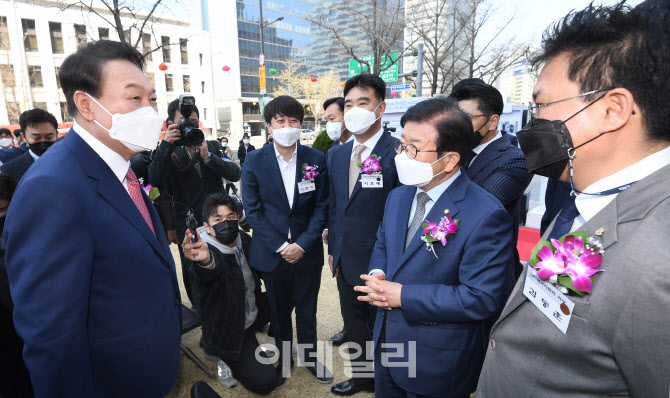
[242,95,331,384]
[324,97,352,149]
[450,79,533,279]
[0,109,59,183]
[149,99,240,307]
[237,133,255,166]
[327,74,401,396]
[356,97,513,397]
[4,40,181,397]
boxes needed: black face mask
[473,115,493,146]
[212,220,239,245]
[517,118,576,179]
[30,140,55,157]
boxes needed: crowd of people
[0,0,669,397]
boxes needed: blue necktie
[547,195,579,240]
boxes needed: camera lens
[186,127,204,147]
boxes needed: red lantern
[391,91,397,96]
[310,76,317,82]
[222,65,231,72]
[339,82,345,87]
[158,63,168,71]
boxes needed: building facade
[493,59,536,105]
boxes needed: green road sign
[349,51,398,83]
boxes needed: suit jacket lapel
[264,145,290,210]
[467,135,507,178]
[291,145,307,213]
[347,133,394,207]
[335,140,354,207]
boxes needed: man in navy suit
[451,79,533,279]
[323,97,352,150]
[242,95,332,384]
[1,109,59,183]
[327,74,401,396]
[356,97,513,398]
[4,41,181,397]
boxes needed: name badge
[522,265,575,334]
[360,174,383,188]
[298,180,315,194]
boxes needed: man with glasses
[450,79,533,280]
[355,97,513,397]
[478,1,670,396]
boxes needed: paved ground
[166,244,375,398]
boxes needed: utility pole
[257,0,283,139]
[416,43,424,97]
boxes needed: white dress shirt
[470,131,502,164]
[73,122,131,193]
[370,169,462,276]
[28,150,39,162]
[351,128,383,161]
[273,142,303,253]
[572,145,670,230]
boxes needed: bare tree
[0,25,22,123]
[306,0,407,77]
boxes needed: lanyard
[568,153,636,196]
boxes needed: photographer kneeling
[182,193,279,394]
[149,96,240,307]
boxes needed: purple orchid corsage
[358,154,382,175]
[138,178,160,203]
[531,233,604,296]
[420,214,460,258]
[302,163,319,181]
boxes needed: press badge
[361,174,383,188]
[298,180,316,193]
[523,265,575,334]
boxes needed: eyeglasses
[527,88,612,126]
[394,141,440,160]
[468,114,489,120]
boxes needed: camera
[175,94,205,147]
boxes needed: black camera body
[175,94,205,148]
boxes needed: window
[165,73,173,92]
[179,39,188,64]
[54,66,61,89]
[201,81,205,93]
[60,102,72,122]
[33,101,47,110]
[0,64,15,87]
[74,24,86,48]
[183,75,190,92]
[28,65,43,88]
[0,16,9,50]
[22,19,38,52]
[142,33,152,61]
[146,72,155,86]
[161,36,171,63]
[98,27,109,40]
[49,22,64,54]
[199,53,203,67]
[6,102,19,124]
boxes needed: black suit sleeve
[148,140,176,187]
[203,141,241,182]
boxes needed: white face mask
[0,138,12,148]
[343,102,384,135]
[243,139,250,145]
[394,151,450,187]
[271,127,301,147]
[87,94,163,153]
[326,121,342,141]
[221,142,228,148]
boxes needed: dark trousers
[226,328,279,395]
[336,268,375,383]
[261,259,322,367]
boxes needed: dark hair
[400,97,476,166]
[450,78,504,116]
[59,40,145,118]
[167,98,200,125]
[323,97,345,113]
[19,108,58,132]
[263,95,304,124]
[202,192,238,223]
[0,128,10,137]
[533,0,670,141]
[344,73,386,102]
[12,129,22,138]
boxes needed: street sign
[391,83,411,92]
[259,53,265,66]
[259,65,267,94]
[349,51,399,83]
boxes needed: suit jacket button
[489,339,496,350]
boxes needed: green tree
[311,129,332,155]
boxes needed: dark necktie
[547,195,579,240]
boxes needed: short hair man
[0,128,12,149]
[4,40,181,396]
[323,97,351,148]
[450,79,533,279]
[356,97,513,397]
[182,192,278,394]
[242,95,331,384]
[238,132,255,167]
[0,108,59,182]
[149,98,240,307]
[327,74,402,395]
[478,1,670,396]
